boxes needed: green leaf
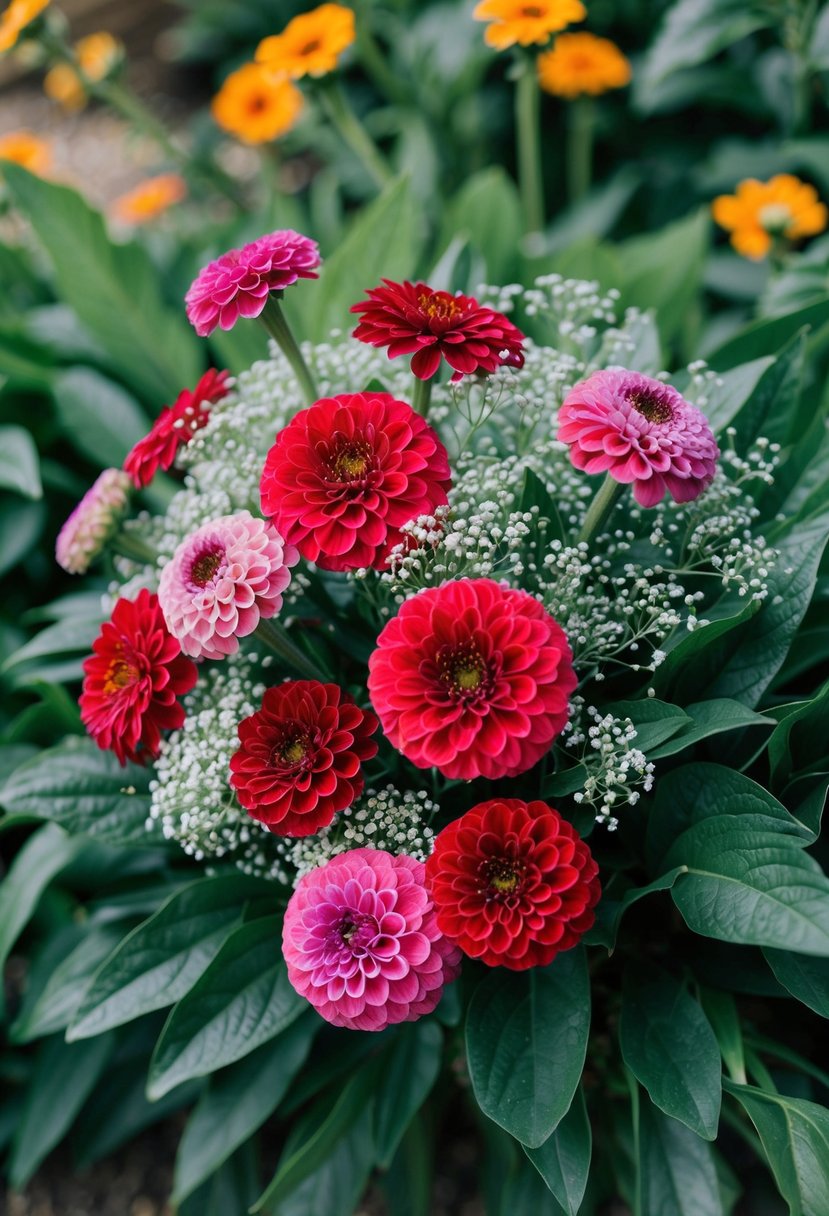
[147,915,304,1098]
[586,868,686,952]
[373,1021,442,1168]
[699,989,746,1086]
[524,1087,591,1215]
[725,1081,829,1216]
[617,210,709,347]
[0,498,45,577]
[718,331,805,451]
[0,425,41,499]
[620,964,721,1140]
[0,824,82,1018]
[466,948,590,1148]
[1,164,201,404]
[68,875,262,1040]
[2,613,103,681]
[260,1104,377,1216]
[10,924,124,1042]
[54,367,149,467]
[707,299,829,370]
[519,467,567,545]
[638,1097,725,1216]
[173,1014,316,1203]
[763,950,829,1018]
[648,699,774,760]
[441,168,522,284]
[9,1032,114,1188]
[0,737,152,845]
[698,357,775,434]
[605,699,692,752]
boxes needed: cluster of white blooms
[282,786,437,883]
[563,703,655,829]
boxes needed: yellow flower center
[484,858,524,897]
[103,657,138,696]
[331,440,372,481]
[418,291,464,325]
[758,203,792,234]
[455,665,483,691]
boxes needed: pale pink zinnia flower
[283,847,461,1031]
[558,369,719,508]
[185,230,321,337]
[158,511,297,660]
[55,468,131,574]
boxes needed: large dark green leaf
[620,964,721,1140]
[638,1097,724,1216]
[10,924,124,1042]
[466,948,590,1148]
[2,164,201,404]
[373,1021,442,1168]
[173,1014,316,1203]
[524,1087,591,1215]
[147,915,304,1098]
[68,875,262,1040]
[706,299,829,370]
[0,737,152,845]
[617,210,709,347]
[647,699,774,760]
[604,699,691,753]
[260,1105,377,1216]
[440,168,522,284]
[54,367,149,466]
[0,425,41,499]
[763,950,829,1018]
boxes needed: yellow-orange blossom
[538,32,631,98]
[712,175,828,259]
[256,3,355,80]
[472,0,585,50]
[212,62,303,144]
[0,129,52,175]
[0,0,49,52]
[112,174,187,225]
[44,31,122,111]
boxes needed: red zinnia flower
[350,280,526,381]
[124,368,231,489]
[229,680,379,836]
[425,798,600,970]
[367,578,577,781]
[260,391,451,572]
[80,589,198,766]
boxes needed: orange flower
[256,3,355,80]
[0,0,49,53]
[712,175,828,260]
[112,173,187,225]
[0,129,52,175]
[211,62,303,144]
[537,32,631,97]
[44,30,122,111]
[472,0,585,50]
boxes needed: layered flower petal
[124,368,230,489]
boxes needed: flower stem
[515,57,545,235]
[110,531,157,565]
[567,97,595,203]
[255,617,327,681]
[316,76,394,190]
[410,376,433,418]
[351,0,410,106]
[259,295,319,406]
[577,473,625,546]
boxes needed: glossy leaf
[763,949,829,1018]
[638,1097,725,1216]
[373,1021,442,1168]
[524,1086,591,1215]
[0,425,41,499]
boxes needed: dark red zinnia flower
[259,391,451,572]
[425,798,600,970]
[124,368,231,489]
[229,680,379,836]
[367,577,577,781]
[350,279,526,381]
[80,589,198,766]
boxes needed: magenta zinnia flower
[282,847,461,1031]
[368,577,577,781]
[124,368,230,489]
[558,369,719,508]
[350,279,526,381]
[158,511,297,659]
[56,468,131,574]
[185,230,320,337]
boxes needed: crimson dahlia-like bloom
[80,589,197,766]
[124,368,230,488]
[425,798,600,970]
[558,368,719,508]
[368,578,577,781]
[260,391,451,572]
[350,280,526,381]
[229,680,378,836]
[55,468,131,574]
[158,511,297,660]
[185,230,320,337]
[282,847,461,1031]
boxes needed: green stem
[567,97,595,204]
[255,618,327,681]
[623,1067,642,1216]
[577,473,625,546]
[316,76,393,190]
[515,57,545,235]
[259,295,319,405]
[352,1,409,106]
[110,531,157,565]
[410,375,433,418]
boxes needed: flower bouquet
[8,223,829,1213]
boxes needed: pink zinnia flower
[55,468,131,574]
[80,589,197,766]
[425,798,600,971]
[124,368,230,489]
[185,230,320,337]
[558,369,719,508]
[367,577,577,781]
[350,279,526,381]
[282,847,461,1031]
[158,511,297,660]
[229,680,379,836]
[260,391,451,572]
